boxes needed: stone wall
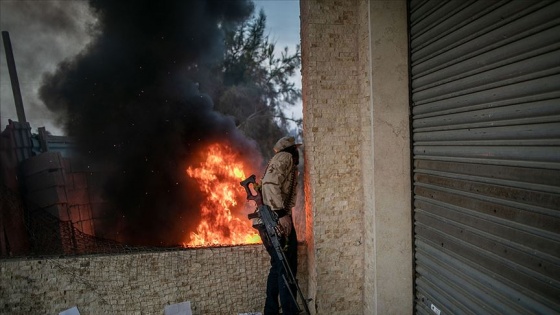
[1,245,308,314]
[301,0,412,314]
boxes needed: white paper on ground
[164,301,192,315]
[58,306,80,315]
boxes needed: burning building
[1,118,262,254]
[1,0,271,254]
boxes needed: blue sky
[0,0,302,135]
[255,0,303,129]
[256,0,300,54]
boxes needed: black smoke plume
[39,0,260,246]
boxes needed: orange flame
[184,142,260,246]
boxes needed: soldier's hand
[278,215,292,236]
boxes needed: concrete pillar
[365,1,412,314]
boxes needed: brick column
[302,0,368,313]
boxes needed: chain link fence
[0,184,187,259]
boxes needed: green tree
[215,9,301,160]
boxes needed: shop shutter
[409,0,560,314]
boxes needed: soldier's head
[273,136,301,152]
[273,136,301,164]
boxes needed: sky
[0,0,301,135]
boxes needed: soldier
[259,136,301,315]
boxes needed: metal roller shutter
[409,0,560,314]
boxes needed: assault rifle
[240,175,311,315]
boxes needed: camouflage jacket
[261,151,297,213]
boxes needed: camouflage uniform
[259,136,300,315]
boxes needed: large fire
[184,142,261,247]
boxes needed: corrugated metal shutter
[409,0,560,314]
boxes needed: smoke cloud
[38,0,259,246]
[0,0,95,134]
